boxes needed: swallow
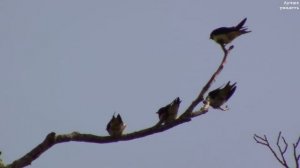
[156,97,181,124]
[210,18,251,46]
[204,81,237,110]
[106,113,126,137]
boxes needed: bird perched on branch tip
[210,18,251,46]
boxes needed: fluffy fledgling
[106,114,126,137]
[157,97,181,124]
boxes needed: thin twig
[293,136,300,168]
[281,136,288,154]
[253,134,268,146]
[276,132,288,167]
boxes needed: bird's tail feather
[240,27,251,34]
[236,18,247,30]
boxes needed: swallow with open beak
[210,18,251,46]
[106,113,126,136]
[157,97,181,124]
[204,81,237,111]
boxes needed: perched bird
[210,18,251,45]
[106,114,126,137]
[204,81,237,110]
[157,97,181,124]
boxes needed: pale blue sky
[0,1,299,168]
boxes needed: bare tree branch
[253,133,288,167]
[6,133,56,168]
[254,132,300,168]
[293,136,300,168]
[276,132,288,166]
[281,136,288,154]
[5,44,235,168]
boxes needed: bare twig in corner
[293,136,300,168]
[254,132,300,168]
[253,133,287,167]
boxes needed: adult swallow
[204,81,237,110]
[157,97,181,124]
[106,113,126,137]
[210,18,251,45]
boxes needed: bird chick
[157,97,181,124]
[106,114,126,137]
